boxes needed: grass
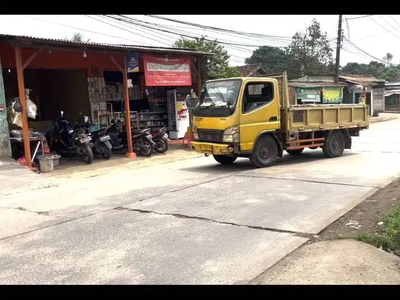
[356,203,400,252]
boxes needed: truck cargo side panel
[286,105,368,132]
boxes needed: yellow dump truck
[190,72,369,168]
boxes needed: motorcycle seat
[133,129,150,135]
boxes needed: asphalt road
[1,119,400,284]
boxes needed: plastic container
[37,154,55,173]
[52,154,61,167]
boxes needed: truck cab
[191,77,281,162]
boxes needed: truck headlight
[192,126,199,140]
[223,126,239,143]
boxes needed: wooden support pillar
[15,46,32,168]
[23,49,42,70]
[123,53,135,158]
[196,57,202,96]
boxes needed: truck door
[239,80,280,151]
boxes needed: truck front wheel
[322,130,345,158]
[250,135,278,168]
[213,155,237,165]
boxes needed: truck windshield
[194,79,242,116]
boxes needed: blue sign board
[127,53,139,73]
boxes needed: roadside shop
[0,34,208,169]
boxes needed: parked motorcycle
[150,126,170,153]
[52,111,94,164]
[77,115,113,159]
[106,118,155,156]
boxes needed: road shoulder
[251,177,400,284]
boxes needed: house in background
[384,82,400,112]
[288,74,386,116]
[235,63,268,77]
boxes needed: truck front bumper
[191,141,235,155]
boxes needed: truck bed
[282,104,369,132]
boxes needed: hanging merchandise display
[87,77,106,103]
[25,89,37,119]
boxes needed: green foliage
[341,54,399,82]
[357,202,400,252]
[174,36,241,79]
[245,19,334,79]
[245,46,286,74]
[65,32,83,42]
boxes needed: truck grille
[197,129,223,143]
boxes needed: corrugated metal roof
[339,75,385,86]
[293,75,336,83]
[0,33,211,56]
[385,89,400,97]
[289,82,348,88]
[385,82,400,87]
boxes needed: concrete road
[0,118,400,284]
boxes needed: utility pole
[334,14,343,83]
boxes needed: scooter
[77,115,113,159]
[150,126,170,153]
[106,118,156,156]
[52,111,94,164]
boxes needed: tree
[383,52,393,68]
[173,36,241,80]
[285,19,334,79]
[65,32,84,42]
[340,60,399,81]
[378,67,399,82]
[244,46,286,74]
[246,19,335,79]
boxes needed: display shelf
[139,124,166,128]
[138,118,168,122]
[138,111,167,114]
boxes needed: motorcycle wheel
[138,138,153,156]
[82,143,94,164]
[100,143,112,159]
[154,139,169,153]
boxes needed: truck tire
[286,149,304,155]
[213,155,237,164]
[322,130,345,158]
[249,135,278,168]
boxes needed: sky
[0,15,398,67]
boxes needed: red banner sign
[143,55,192,87]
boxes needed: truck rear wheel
[322,130,345,158]
[249,135,278,168]
[286,148,304,155]
[213,155,237,164]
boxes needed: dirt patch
[44,145,202,181]
[316,177,400,253]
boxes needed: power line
[379,15,400,35]
[345,15,373,20]
[106,15,287,48]
[389,15,400,27]
[117,15,291,47]
[21,15,149,44]
[145,15,294,41]
[89,15,177,45]
[137,15,293,46]
[369,16,400,40]
[343,37,387,64]
[85,15,172,47]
